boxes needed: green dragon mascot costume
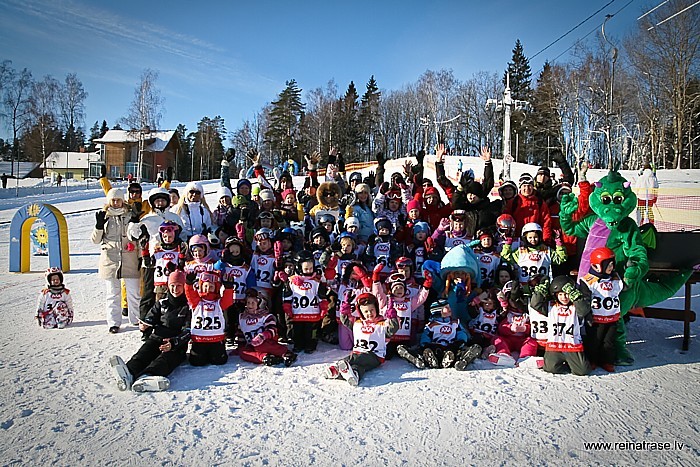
[559,170,691,365]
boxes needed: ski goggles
[386,191,401,200]
[199,271,220,284]
[159,224,178,235]
[254,231,272,241]
[450,210,467,221]
[258,211,274,220]
[188,190,202,195]
[395,257,413,268]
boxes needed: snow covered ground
[0,162,699,465]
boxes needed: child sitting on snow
[324,293,399,386]
[36,267,74,329]
[109,270,191,392]
[238,288,297,366]
[530,275,591,376]
[396,299,481,371]
[489,280,540,368]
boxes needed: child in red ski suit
[489,280,538,367]
[238,289,297,366]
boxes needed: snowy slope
[0,165,699,465]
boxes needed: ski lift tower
[485,74,530,181]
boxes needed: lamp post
[486,74,530,181]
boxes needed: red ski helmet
[590,247,616,273]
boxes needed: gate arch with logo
[9,203,70,273]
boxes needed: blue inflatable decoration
[9,203,70,273]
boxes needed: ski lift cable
[648,0,700,30]
[637,0,669,20]
[529,0,618,61]
[550,0,637,63]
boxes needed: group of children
[36,165,629,392]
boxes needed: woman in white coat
[173,181,213,241]
[92,188,142,333]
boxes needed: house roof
[0,161,41,178]
[94,129,177,152]
[42,151,101,170]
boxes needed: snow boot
[262,354,284,366]
[108,326,119,334]
[397,345,425,369]
[422,348,439,369]
[132,375,170,392]
[109,355,132,391]
[283,352,297,367]
[516,356,544,369]
[337,360,359,386]
[441,350,456,368]
[488,352,516,367]
[324,362,341,379]
[480,344,496,359]
[455,344,482,371]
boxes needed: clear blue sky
[0,0,646,141]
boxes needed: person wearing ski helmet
[530,274,591,376]
[397,298,481,371]
[36,267,74,329]
[324,292,399,386]
[282,250,331,354]
[93,187,142,333]
[364,216,403,275]
[376,270,431,357]
[488,280,538,368]
[250,228,276,297]
[183,269,231,367]
[578,247,623,372]
[501,221,567,287]
[238,288,298,367]
[347,171,363,193]
[183,233,215,294]
[472,229,501,289]
[495,213,517,249]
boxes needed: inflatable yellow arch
[9,203,70,273]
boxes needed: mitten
[371,263,384,283]
[340,300,353,316]
[376,151,385,166]
[235,222,246,240]
[273,241,283,261]
[100,164,107,178]
[423,270,433,289]
[251,333,266,346]
[165,262,178,274]
[275,270,289,283]
[384,306,397,319]
[496,291,509,309]
[554,229,563,247]
[379,182,390,195]
[221,158,229,167]
[559,193,578,218]
[505,236,514,245]
[95,210,106,230]
[185,272,197,285]
[534,278,550,297]
[213,260,226,271]
[425,236,435,253]
[561,282,582,302]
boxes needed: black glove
[139,224,150,248]
[366,171,376,189]
[185,272,197,285]
[95,210,106,230]
[165,262,178,274]
[416,149,425,165]
[166,166,173,182]
[338,153,346,172]
[168,336,180,348]
[227,148,236,163]
[100,164,107,178]
[240,206,250,222]
[379,182,390,195]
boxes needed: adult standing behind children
[173,181,213,241]
[92,188,142,333]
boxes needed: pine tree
[265,79,305,165]
[504,39,532,101]
[359,76,382,158]
[194,116,226,180]
[336,81,361,162]
[100,120,109,137]
[529,61,564,166]
[504,39,533,163]
[175,123,192,181]
[88,121,100,151]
